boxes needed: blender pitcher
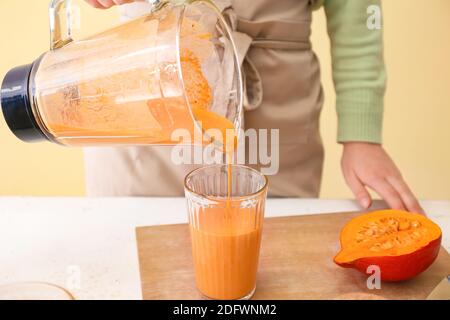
[1,0,243,148]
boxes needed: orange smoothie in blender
[36,48,234,147]
[31,13,239,148]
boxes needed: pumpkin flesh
[334,210,442,281]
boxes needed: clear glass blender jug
[1,0,243,149]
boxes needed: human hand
[341,142,424,214]
[84,0,134,9]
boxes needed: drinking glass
[184,164,268,300]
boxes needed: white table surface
[0,197,448,300]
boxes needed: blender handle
[49,0,76,50]
[48,0,167,50]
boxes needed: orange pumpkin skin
[337,236,441,282]
[334,210,442,282]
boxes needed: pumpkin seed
[398,221,410,231]
[369,243,382,252]
[411,231,421,239]
[411,221,420,228]
[381,241,394,250]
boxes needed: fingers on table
[344,171,372,209]
[387,176,425,215]
[367,177,407,211]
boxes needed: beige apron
[84,0,324,197]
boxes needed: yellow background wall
[0,0,449,199]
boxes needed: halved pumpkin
[334,210,442,281]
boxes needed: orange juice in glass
[184,165,268,300]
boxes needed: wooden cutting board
[136,212,450,300]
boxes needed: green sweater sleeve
[319,0,386,144]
